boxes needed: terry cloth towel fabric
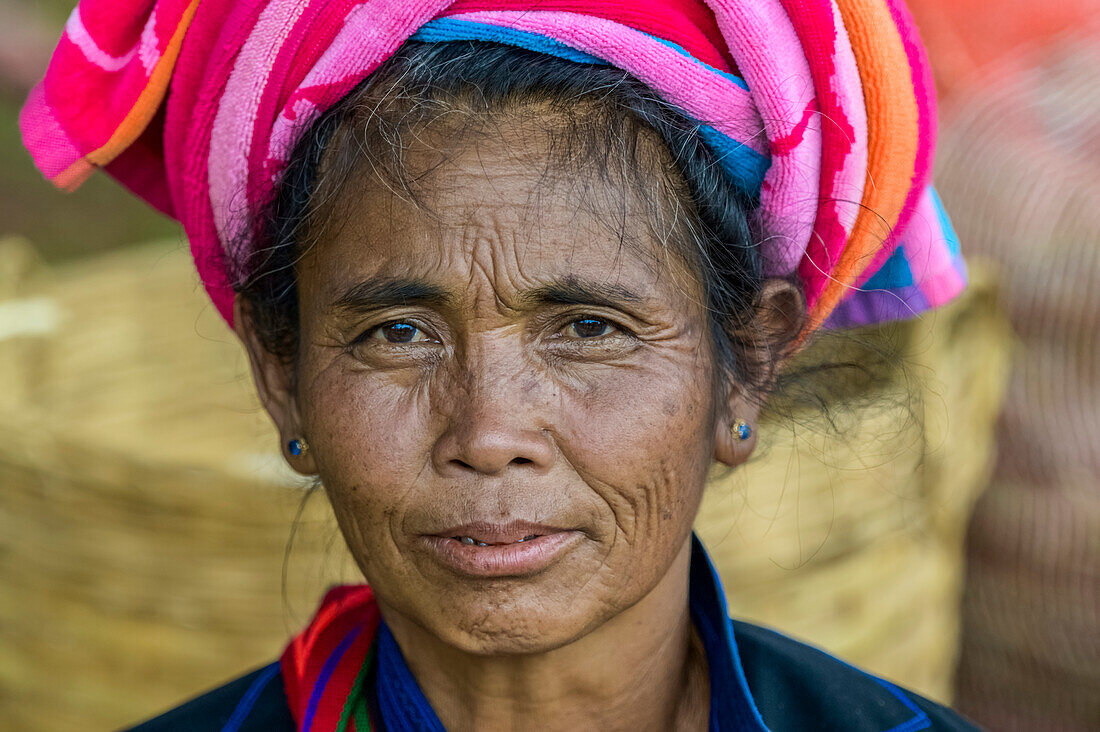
[20,0,965,332]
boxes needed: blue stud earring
[288,438,308,457]
[733,420,752,441]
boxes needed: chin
[416,584,604,657]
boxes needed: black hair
[232,40,807,405]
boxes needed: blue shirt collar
[688,533,770,731]
[375,533,768,732]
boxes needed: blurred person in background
[20,0,981,729]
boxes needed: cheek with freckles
[552,351,716,591]
[296,356,435,582]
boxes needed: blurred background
[0,1,1097,729]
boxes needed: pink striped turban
[20,0,966,332]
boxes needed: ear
[712,278,804,467]
[713,394,762,467]
[233,295,318,475]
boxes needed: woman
[22,0,973,729]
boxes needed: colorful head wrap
[20,0,965,333]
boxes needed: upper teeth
[454,534,540,545]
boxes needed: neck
[380,535,709,732]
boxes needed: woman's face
[248,116,749,655]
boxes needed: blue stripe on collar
[688,533,770,731]
[376,623,447,732]
[219,663,281,732]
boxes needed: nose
[432,356,555,477]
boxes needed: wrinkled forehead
[298,107,704,310]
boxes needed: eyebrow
[518,276,645,310]
[328,276,454,314]
[327,274,646,315]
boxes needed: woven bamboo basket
[0,236,1009,729]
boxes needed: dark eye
[566,317,615,339]
[371,321,432,344]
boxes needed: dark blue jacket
[132,537,980,731]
